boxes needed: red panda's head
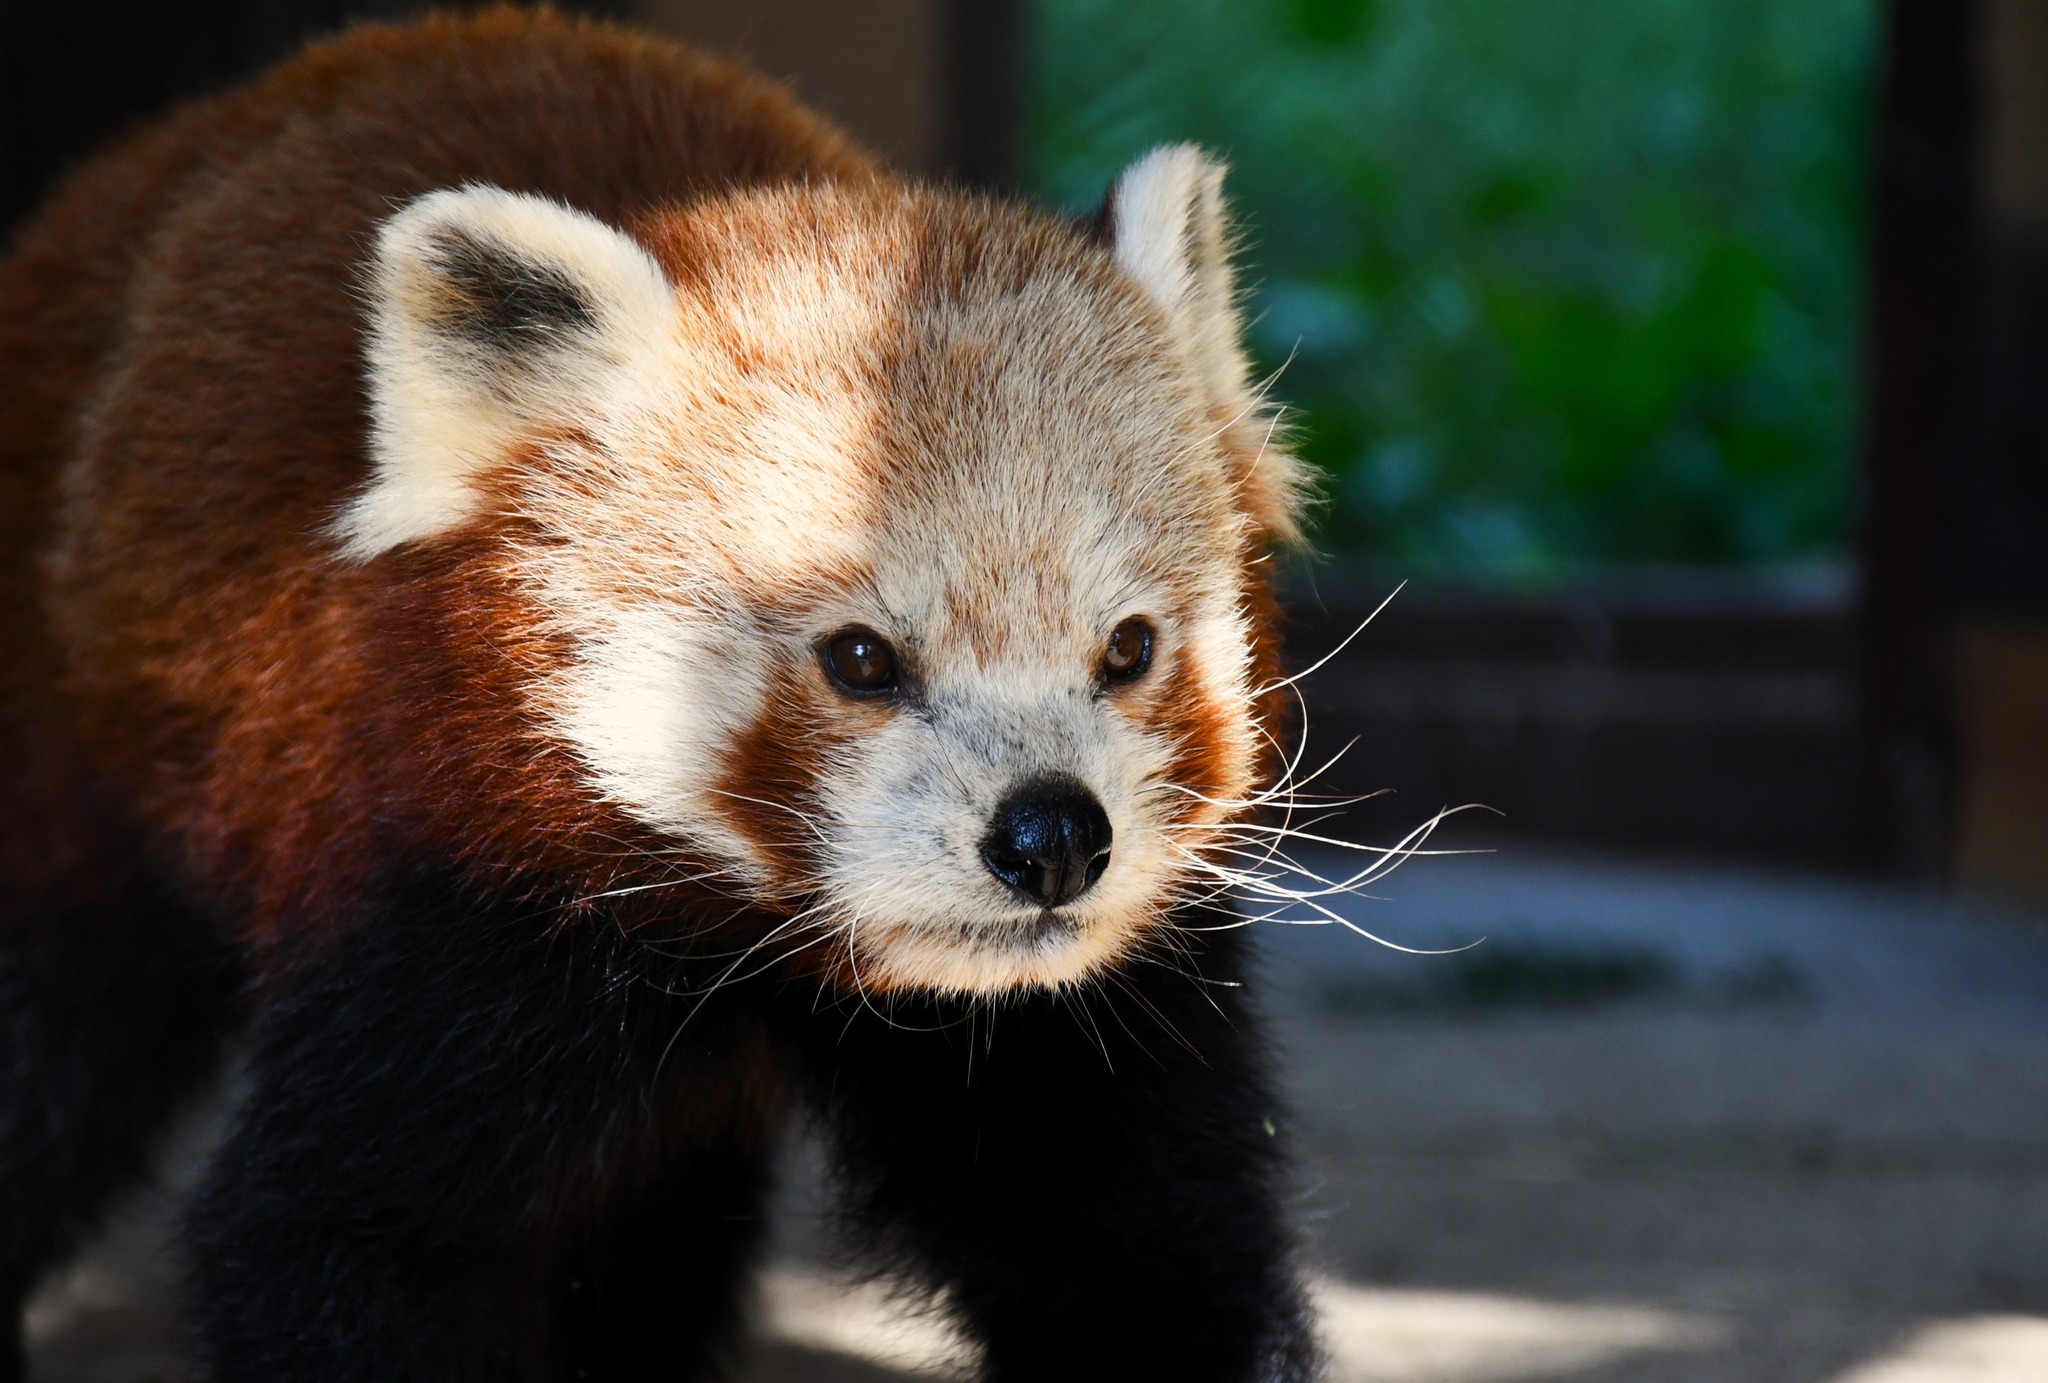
[341,149,1309,995]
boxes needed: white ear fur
[1105,145,1306,542]
[335,185,677,561]
[1106,145,1242,398]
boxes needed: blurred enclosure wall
[0,0,2041,891]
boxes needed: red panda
[0,9,1317,1381]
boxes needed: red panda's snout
[980,779,1114,910]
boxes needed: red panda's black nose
[981,780,1113,909]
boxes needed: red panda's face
[344,155,1306,995]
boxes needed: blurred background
[6,1,2047,1380]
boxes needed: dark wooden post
[949,0,1022,187]
[1947,0,2048,894]
[1854,0,1983,876]
[638,0,1019,186]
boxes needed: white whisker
[1252,582,1405,699]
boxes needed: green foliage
[1026,0,1876,577]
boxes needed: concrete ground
[24,848,2048,1382]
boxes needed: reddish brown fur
[712,660,860,901]
[1155,652,1246,818]
[0,9,878,952]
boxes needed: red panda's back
[0,8,877,930]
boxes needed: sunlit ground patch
[759,1266,973,1377]
[755,1266,1727,1381]
[1829,1317,2048,1383]
[1309,1278,1724,1381]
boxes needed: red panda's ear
[1098,146,1308,545]
[335,185,678,561]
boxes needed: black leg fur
[0,863,240,1379]
[554,1139,774,1380]
[185,870,794,1383]
[806,921,1320,1383]
[171,867,1312,1382]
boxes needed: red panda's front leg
[804,921,1321,1383]
[184,872,792,1383]
[0,727,242,1382]
[0,888,238,1383]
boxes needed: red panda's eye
[1103,618,1154,682]
[823,628,899,694]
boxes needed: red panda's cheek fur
[359,533,580,858]
[350,530,668,900]
[1238,545,1298,802]
[709,661,855,906]
[1143,623,1257,822]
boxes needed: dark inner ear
[424,230,598,351]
